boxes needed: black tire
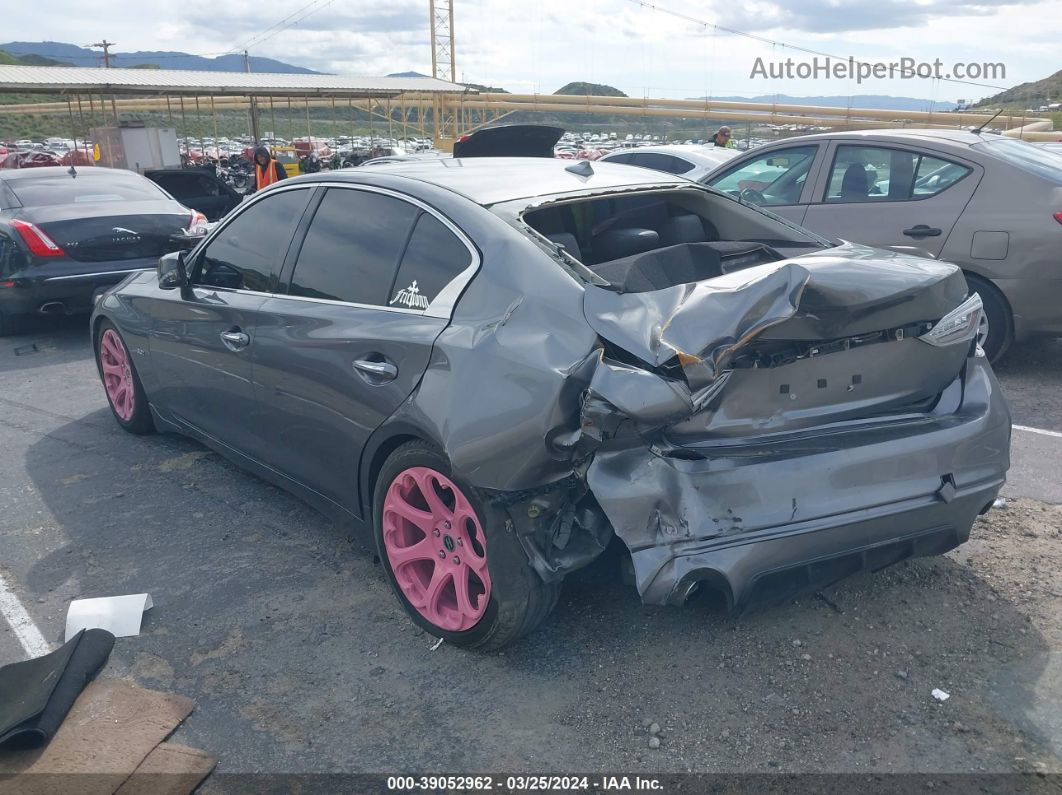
[373,440,560,651]
[964,274,1012,363]
[95,321,155,434]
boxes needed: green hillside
[972,68,1062,111]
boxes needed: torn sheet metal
[582,247,967,392]
[582,261,809,391]
[65,594,153,641]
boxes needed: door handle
[903,225,942,238]
[353,358,398,383]
[220,329,250,351]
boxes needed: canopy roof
[0,65,468,97]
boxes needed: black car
[0,166,206,335]
[91,159,1009,650]
[144,167,243,221]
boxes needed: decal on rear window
[390,279,431,310]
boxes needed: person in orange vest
[252,146,287,192]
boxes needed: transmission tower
[429,0,456,83]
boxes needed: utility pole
[89,41,119,124]
[245,50,261,144]
[90,40,115,68]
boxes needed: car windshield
[8,173,171,207]
[973,137,1062,184]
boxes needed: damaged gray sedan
[91,158,1011,650]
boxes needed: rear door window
[288,187,419,306]
[195,188,310,292]
[388,213,473,310]
[824,145,971,202]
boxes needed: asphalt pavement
[1,317,1060,777]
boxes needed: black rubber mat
[0,628,115,750]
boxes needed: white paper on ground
[65,593,153,642]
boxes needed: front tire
[95,322,154,434]
[373,441,559,651]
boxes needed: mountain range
[0,41,318,74]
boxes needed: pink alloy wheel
[99,329,135,421]
[382,467,492,632]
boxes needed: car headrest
[546,232,581,258]
[840,164,869,199]
[592,228,660,263]
[659,214,707,246]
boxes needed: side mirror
[158,250,188,291]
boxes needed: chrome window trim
[45,267,148,282]
[189,180,480,320]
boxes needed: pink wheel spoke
[385,499,434,534]
[453,565,475,617]
[101,361,124,378]
[386,537,435,567]
[422,566,452,622]
[416,470,452,521]
[102,335,123,363]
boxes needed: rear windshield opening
[523,189,825,293]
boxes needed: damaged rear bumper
[587,356,1010,607]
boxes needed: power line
[229,0,338,55]
[626,0,1008,92]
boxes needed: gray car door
[703,143,825,226]
[801,141,982,258]
[251,185,478,514]
[148,187,314,452]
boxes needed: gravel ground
[0,320,1059,777]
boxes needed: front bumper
[587,357,1011,607]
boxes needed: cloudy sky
[5,0,1061,102]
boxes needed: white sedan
[596,144,740,181]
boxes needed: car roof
[603,144,735,162]
[0,165,135,181]
[305,157,688,205]
[759,128,990,149]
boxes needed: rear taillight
[1054,212,1062,226]
[10,219,66,258]
[187,210,209,236]
[919,293,983,348]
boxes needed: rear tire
[95,321,154,434]
[964,274,1012,363]
[373,440,560,651]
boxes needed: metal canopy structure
[0,64,468,97]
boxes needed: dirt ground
[1,324,1060,778]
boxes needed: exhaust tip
[38,301,68,315]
